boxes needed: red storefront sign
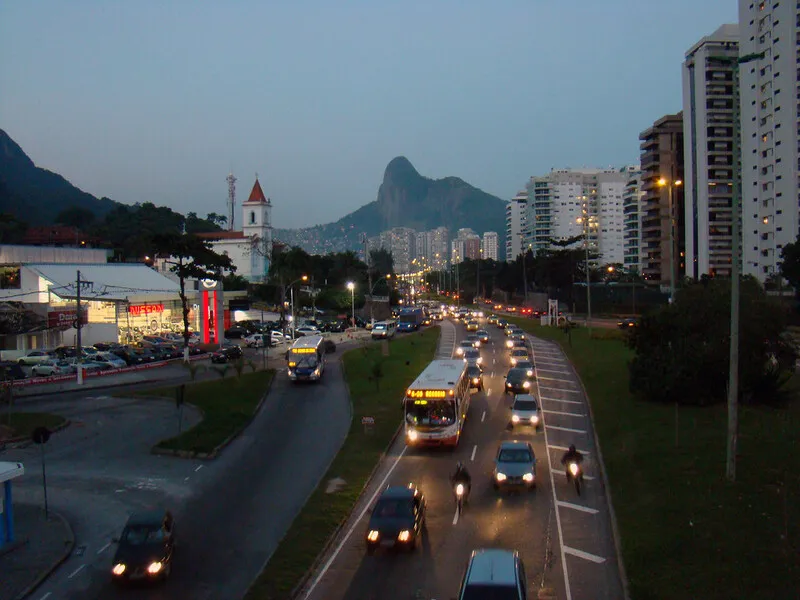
[47,309,88,329]
[127,303,165,316]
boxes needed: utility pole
[74,270,92,385]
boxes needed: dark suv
[211,344,243,363]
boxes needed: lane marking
[195,465,204,472]
[558,500,599,514]
[536,368,571,375]
[543,409,585,418]
[538,376,578,385]
[452,505,460,525]
[539,386,581,395]
[535,359,567,365]
[546,425,587,434]
[481,411,486,422]
[486,387,491,396]
[68,564,86,579]
[302,447,408,599]
[552,468,595,481]
[184,477,190,482]
[493,358,496,365]
[541,397,584,406]
[38,593,51,600]
[564,546,606,563]
[548,444,591,455]
[96,542,111,555]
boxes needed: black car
[514,360,536,379]
[504,367,534,395]
[211,344,243,363]
[224,325,248,339]
[0,361,27,380]
[366,483,426,554]
[467,365,484,391]
[111,509,175,584]
[617,318,638,329]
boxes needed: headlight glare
[407,429,418,441]
[112,563,126,575]
[523,473,534,482]
[147,561,163,575]
[367,530,379,542]
[511,415,520,423]
[531,415,539,423]
[523,381,531,388]
[398,530,411,542]
[496,472,507,482]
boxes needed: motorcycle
[454,481,467,514]
[567,462,583,495]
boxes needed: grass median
[0,412,66,440]
[135,370,274,455]
[507,316,800,600]
[245,326,440,600]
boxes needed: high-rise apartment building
[739,0,800,280]
[622,167,645,273]
[683,24,740,279]
[451,228,480,263]
[427,227,449,269]
[505,191,528,260]
[639,113,685,287]
[481,231,499,261]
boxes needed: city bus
[403,359,470,447]
[286,335,325,382]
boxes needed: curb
[3,418,72,446]
[14,508,75,600]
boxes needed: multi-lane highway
[299,315,624,600]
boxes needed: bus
[286,335,326,382]
[398,307,425,332]
[371,320,398,339]
[403,359,471,447]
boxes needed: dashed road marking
[540,397,584,406]
[481,411,486,422]
[539,386,581,394]
[471,445,477,461]
[486,387,491,396]
[67,564,86,579]
[543,409,585,418]
[452,505,460,525]
[564,546,606,563]
[558,500,599,514]
[38,593,51,600]
[195,465,204,472]
[546,425,587,434]
[96,542,111,555]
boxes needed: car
[467,365,484,391]
[509,394,541,430]
[514,360,536,379]
[17,350,55,366]
[31,359,71,377]
[504,368,533,394]
[294,325,320,337]
[476,329,490,344]
[496,319,508,329]
[465,320,479,332]
[111,509,175,584]
[223,325,248,339]
[93,352,127,369]
[365,483,426,554]
[243,333,269,348]
[466,333,481,348]
[421,316,432,326]
[455,340,475,357]
[493,440,537,491]
[0,361,27,380]
[617,317,638,329]
[270,330,292,345]
[210,344,244,363]
[463,348,482,366]
[457,549,528,600]
[509,348,530,367]
[505,333,526,349]
[504,324,521,337]
[487,315,499,325]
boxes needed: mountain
[274,156,507,258]
[0,128,121,225]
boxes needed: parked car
[31,360,72,377]
[492,440,537,492]
[94,352,128,369]
[293,325,320,337]
[365,483,426,554]
[270,330,292,345]
[17,350,55,366]
[224,325,248,339]
[244,333,267,348]
[210,344,244,363]
[111,509,175,584]
[0,361,27,380]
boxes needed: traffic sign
[361,416,375,426]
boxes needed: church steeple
[246,176,268,204]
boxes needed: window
[250,211,256,224]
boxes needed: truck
[397,307,425,332]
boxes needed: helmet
[569,444,576,453]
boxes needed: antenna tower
[226,172,237,231]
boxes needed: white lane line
[547,425,587,434]
[184,477,190,482]
[541,397,584,406]
[564,546,606,563]
[481,411,486,422]
[543,409,585,418]
[195,465,204,472]
[96,542,111,555]
[302,447,408,599]
[486,387,491,396]
[38,593,52,600]
[538,376,578,385]
[537,368,571,375]
[548,444,591,455]
[535,359,567,366]
[531,344,573,600]
[558,500,599,514]
[493,358,496,365]
[471,445,477,461]
[539,386,581,395]
[67,564,86,579]
[552,468,595,481]
[452,505,460,525]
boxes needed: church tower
[242,176,273,282]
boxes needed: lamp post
[577,196,593,335]
[656,177,683,303]
[346,281,355,327]
[284,275,308,339]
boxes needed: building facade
[481,231,499,261]
[738,0,800,280]
[683,24,740,280]
[622,167,645,273]
[505,191,528,260]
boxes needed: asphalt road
[9,340,357,600]
[299,317,624,600]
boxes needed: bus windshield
[405,400,455,427]
[290,353,318,368]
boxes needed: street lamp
[346,281,355,327]
[285,275,308,339]
[576,195,595,334]
[656,177,683,303]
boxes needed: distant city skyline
[0,1,737,229]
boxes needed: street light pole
[346,281,355,327]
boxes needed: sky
[0,0,738,229]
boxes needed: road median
[245,327,440,600]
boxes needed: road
[7,339,359,600]
[299,317,624,600]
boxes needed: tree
[150,233,235,361]
[55,206,95,229]
[779,237,800,291]
[0,213,27,244]
[369,249,395,276]
[628,277,794,406]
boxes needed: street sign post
[32,426,51,518]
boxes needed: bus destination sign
[407,389,447,399]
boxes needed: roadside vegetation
[507,314,800,600]
[245,327,440,600]
[139,370,274,455]
[0,411,66,441]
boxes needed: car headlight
[531,415,539,424]
[112,563,126,575]
[473,378,479,384]
[474,341,480,347]
[523,381,531,388]
[407,429,418,441]
[477,357,483,364]
[511,359,517,365]
[506,340,513,348]
[398,530,411,542]
[506,382,512,388]
[456,349,463,356]
[147,561,163,575]
[511,415,520,423]
[367,530,380,542]
[527,370,534,377]
[496,472,507,482]
[523,473,534,482]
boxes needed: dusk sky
[1,1,737,229]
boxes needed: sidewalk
[0,504,75,600]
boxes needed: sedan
[365,483,426,554]
[463,348,482,366]
[466,333,481,348]
[504,368,533,394]
[617,318,638,329]
[211,344,244,363]
[455,340,475,357]
[509,394,541,430]
[467,365,484,391]
[112,509,175,584]
[31,360,71,377]
[493,440,537,492]
[510,349,530,367]
[466,320,479,332]
[476,330,490,344]
[94,353,127,369]
[17,350,54,366]
[514,360,536,379]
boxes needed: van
[371,320,397,339]
[457,548,528,600]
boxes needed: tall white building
[505,191,528,260]
[739,0,800,280]
[622,167,645,273]
[428,227,449,269]
[481,231,499,261]
[683,24,740,280]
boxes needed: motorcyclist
[451,461,472,501]
[561,445,584,480]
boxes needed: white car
[244,333,267,348]
[94,352,127,369]
[18,350,55,366]
[294,326,320,337]
[31,360,71,377]
[271,330,291,345]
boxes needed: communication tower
[226,172,237,231]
